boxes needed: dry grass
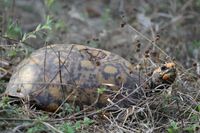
[0,0,200,132]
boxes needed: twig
[126,24,170,59]
[42,122,63,133]
[65,77,153,120]
[12,123,35,133]
[0,118,34,122]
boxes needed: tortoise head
[150,62,176,89]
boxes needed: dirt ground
[0,0,200,132]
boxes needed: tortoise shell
[5,44,176,112]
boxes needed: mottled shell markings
[18,66,35,91]
[103,65,118,74]
[48,86,62,100]
[80,60,95,69]
[46,103,59,112]
[5,44,176,112]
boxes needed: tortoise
[5,44,176,112]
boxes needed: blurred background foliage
[0,0,200,132]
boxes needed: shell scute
[6,44,176,112]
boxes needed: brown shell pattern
[6,44,143,111]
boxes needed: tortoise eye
[161,66,168,71]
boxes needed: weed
[27,115,49,133]
[167,120,179,133]
[44,0,55,8]
[184,124,199,133]
[196,0,200,7]
[21,16,53,42]
[195,104,200,112]
[82,117,93,126]
[192,40,200,48]
[62,103,78,115]
[5,20,22,40]
[58,117,94,133]
[0,96,10,109]
[101,8,111,25]
[0,96,26,118]
[59,122,75,133]
[97,87,107,94]
[55,20,67,32]
[27,122,47,133]
[0,80,6,93]
[2,0,12,8]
